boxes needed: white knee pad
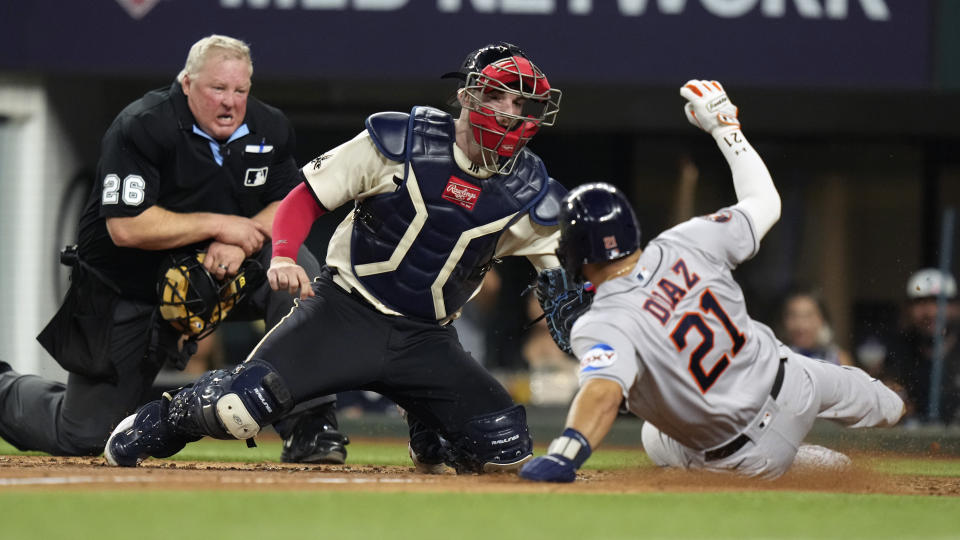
[216,393,262,439]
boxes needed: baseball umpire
[0,35,347,464]
[519,80,905,482]
[103,42,592,474]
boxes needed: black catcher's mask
[157,251,265,339]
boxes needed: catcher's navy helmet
[557,182,641,279]
[441,42,529,84]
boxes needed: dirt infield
[1,452,958,496]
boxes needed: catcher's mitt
[534,267,595,355]
[157,252,264,339]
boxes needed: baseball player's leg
[380,323,531,473]
[0,299,161,455]
[231,249,344,463]
[794,352,905,427]
[106,276,387,466]
[642,419,800,479]
[274,399,349,464]
[640,421,696,468]
[405,412,454,474]
[105,359,291,466]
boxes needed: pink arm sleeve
[271,182,326,261]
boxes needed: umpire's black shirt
[77,81,300,302]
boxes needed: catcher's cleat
[280,409,349,464]
[104,396,190,467]
[408,430,454,474]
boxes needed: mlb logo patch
[442,176,481,210]
[244,167,268,187]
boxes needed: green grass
[2,439,960,540]
[864,456,960,477]
[1,491,958,540]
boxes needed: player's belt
[704,357,787,462]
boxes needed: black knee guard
[450,405,533,473]
[167,360,294,440]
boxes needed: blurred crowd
[872,269,959,427]
[777,270,958,427]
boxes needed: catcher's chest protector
[353,106,550,320]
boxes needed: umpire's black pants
[250,269,515,438]
[0,243,325,455]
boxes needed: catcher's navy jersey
[571,206,782,450]
[302,106,561,321]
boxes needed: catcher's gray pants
[0,244,329,456]
[641,348,904,479]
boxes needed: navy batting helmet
[556,183,641,280]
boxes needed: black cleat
[280,409,349,464]
[408,429,454,474]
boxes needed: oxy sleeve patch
[580,344,618,373]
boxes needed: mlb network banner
[1,0,932,88]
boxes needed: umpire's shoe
[280,406,350,464]
[104,396,189,467]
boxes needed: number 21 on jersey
[670,289,746,393]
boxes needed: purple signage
[1,0,932,89]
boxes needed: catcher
[0,35,347,464]
[104,41,594,474]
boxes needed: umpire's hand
[215,215,268,256]
[268,256,315,299]
[204,241,246,280]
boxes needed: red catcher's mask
[462,55,561,174]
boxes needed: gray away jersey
[570,206,784,450]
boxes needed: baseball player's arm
[268,183,327,299]
[564,379,623,447]
[516,379,620,483]
[680,80,781,239]
[520,323,639,483]
[496,216,561,271]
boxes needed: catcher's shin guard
[450,405,533,473]
[104,397,196,467]
[167,360,295,441]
